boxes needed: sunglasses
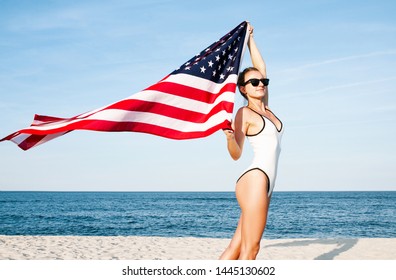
[243,78,270,87]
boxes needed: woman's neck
[247,99,266,112]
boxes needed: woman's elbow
[230,152,241,161]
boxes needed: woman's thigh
[236,169,270,244]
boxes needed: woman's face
[242,70,267,100]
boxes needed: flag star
[222,50,226,56]
[220,74,225,79]
[228,54,233,60]
[234,47,239,53]
[185,66,191,70]
[185,62,190,66]
[227,66,234,72]
[212,70,216,76]
[215,55,220,61]
[215,48,221,52]
[218,65,222,70]
[200,66,206,73]
[208,60,214,67]
[228,45,232,50]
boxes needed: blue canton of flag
[173,22,247,83]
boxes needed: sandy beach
[0,236,394,260]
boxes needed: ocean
[0,191,395,239]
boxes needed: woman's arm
[247,24,269,107]
[224,108,248,160]
[247,24,266,77]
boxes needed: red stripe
[0,131,20,141]
[102,99,234,122]
[125,119,231,140]
[17,134,48,151]
[31,115,69,127]
[17,119,231,142]
[145,82,237,103]
[18,131,71,150]
[19,106,232,135]
[34,114,67,122]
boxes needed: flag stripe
[17,132,70,151]
[18,118,229,150]
[17,108,233,135]
[145,73,237,102]
[101,89,235,116]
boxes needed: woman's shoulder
[235,106,251,118]
[235,106,262,122]
[237,106,253,114]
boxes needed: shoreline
[0,235,394,260]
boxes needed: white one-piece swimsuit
[237,107,284,197]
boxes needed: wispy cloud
[280,50,396,73]
[280,76,396,99]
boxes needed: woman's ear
[239,85,246,94]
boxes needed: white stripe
[22,108,232,133]
[10,133,30,145]
[86,109,232,132]
[9,132,67,148]
[161,73,238,93]
[32,120,45,125]
[128,90,235,114]
[34,132,69,147]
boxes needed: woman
[220,24,283,260]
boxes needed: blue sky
[0,0,395,192]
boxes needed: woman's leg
[236,169,270,260]
[219,214,242,260]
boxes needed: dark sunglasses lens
[250,79,260,86]
[246,78,269,86]
[262,79,269,86]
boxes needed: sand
[0,236,394,260]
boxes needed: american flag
[1,21,248,151]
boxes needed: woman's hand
[247,22,254,37]
[223,129,235,141]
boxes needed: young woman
[220,24,283,260]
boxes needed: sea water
[0,191,395,239]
